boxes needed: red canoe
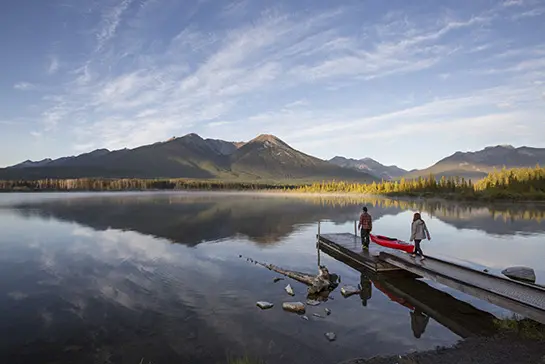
[370,234,415,254]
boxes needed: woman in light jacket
[410,212,431,259]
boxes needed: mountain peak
[249,134,290,148]
[484,144,515,150]
[251,134,282,142]
[181,133,203,140]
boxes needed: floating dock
[318,232,545,325]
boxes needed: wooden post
[317,242,321,267]
[316,221,321,250]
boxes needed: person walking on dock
[358,206,372,249]
[410,212,430,260]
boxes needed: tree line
[290,165,545,200]
[0,178,298,192]
[1,165,544,200]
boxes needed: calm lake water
[1,192,544,364]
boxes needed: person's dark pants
[414,239,424,256]
[361,229,371,248]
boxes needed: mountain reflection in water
[9,193,545,246]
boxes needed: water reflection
[0,192,544,363]
[332,258,499,341]
[6,193,545,247]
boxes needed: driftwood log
[243,256,339,297]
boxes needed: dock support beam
[317,221,321,266]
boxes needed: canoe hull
[370,234,415,254]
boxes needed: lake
[1,192,544,364]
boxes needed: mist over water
[1,192,544,364]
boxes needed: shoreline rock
[501,266,536,283]
[256,301,274,310]
[336,333,545,364]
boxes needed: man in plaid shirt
[358,206,372,249]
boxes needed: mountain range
[0,134,378,182]
[402,145,545,180]
[1,135,544,182]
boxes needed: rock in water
[273,277,284,283]
[285,284,295,296]
[256,301,274,310]
[282,302,306,314]
[313,313,325,318]
[306,299,321,306]
[325,308,331,316]
[325,332,336,342]
[302,315,309,321]
[340,285,361,297]
[502,266,536,283]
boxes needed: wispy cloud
[95,0,134,52]
[47,56,60,74]
[511,6,545,19]
[502,0,525,7]
[14,82,37,91]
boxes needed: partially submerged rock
[285,284,295,296]
[302,315,309,321]
[313,313,325,318]
[256,301,274,310]
[306,299,321,306]
[325,308,331,316]
[325,332,336,342]
[273,277,284,283]
[502,266,536,283]
[282,302,306,314]
[341,285,361,297]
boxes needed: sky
[1,0,545,170]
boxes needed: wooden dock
[318,233,401,273]
[318,232,545,325]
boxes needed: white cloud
[511,6,545,19]
[47,56,60,74]
[14,82,36,91]
[502,0,524,6]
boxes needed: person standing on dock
[410,212,431,260]
[358,206,372,249]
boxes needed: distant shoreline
[2,188,545,205]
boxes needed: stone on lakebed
[282,302,306,314]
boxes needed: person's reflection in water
[410,309,430,338]
[359,272,372,307]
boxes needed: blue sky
[1,0,544,170]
